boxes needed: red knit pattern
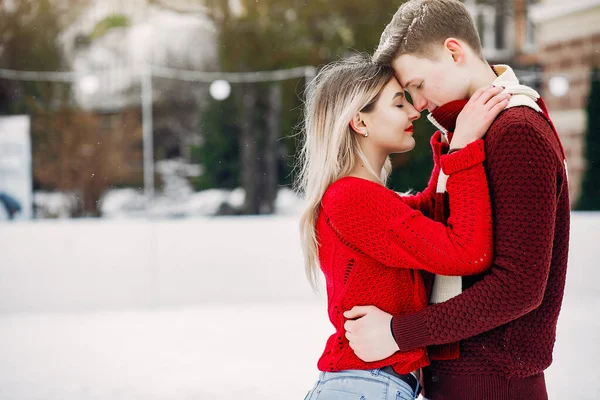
[400,132,448,217]
[392,104,570,400]
[315,139,493,375]
[429,99,467,133]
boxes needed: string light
[1,66,596,85]
[0,64,316,206]
[0,65,316,84]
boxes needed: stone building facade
[532,0,600,204]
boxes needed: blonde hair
[373,0,484,65]
[296,54,395,290]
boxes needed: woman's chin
[396,138,416,153]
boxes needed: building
[0,0,220,215]
[464,0,598,204]
[52,0,217,213]
[464,0,541,87]
[531,0,600,204]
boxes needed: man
[342,1,570,399]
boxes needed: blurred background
[0,0,599,218]
[0,0,598,399]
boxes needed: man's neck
[467,62,499,97]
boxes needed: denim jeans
[304,369,420,400]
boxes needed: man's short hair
[373,0,484,65]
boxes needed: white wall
[0,213,597,313]
[0,216,313,313]
[532,0,600,45]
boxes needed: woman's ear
[349,113,368,136]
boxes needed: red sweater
[391,100,570,400]
[315,139,493,375]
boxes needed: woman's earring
[363,131,368,138]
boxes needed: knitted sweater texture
[315,139,493,375]
[391,102,570,400]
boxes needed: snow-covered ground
[0,213,598,399]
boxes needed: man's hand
[343,306,399,362]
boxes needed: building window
[100,113,117,131]
[524,0,537,53]
[494,0,509,51]
[467,0,514,62]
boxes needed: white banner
[0,115,32,220]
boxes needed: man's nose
[414,97,428,113]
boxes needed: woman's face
[361,77,421,155]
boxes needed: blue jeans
[304,369,421,400]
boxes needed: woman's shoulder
[323,176,401,208]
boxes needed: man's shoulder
[492,106,549,129]
[486,106,554,145]
[484,106,564,171]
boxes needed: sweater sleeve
[321,139,493,277]
[391,122,560,351]
[400,131,447,217]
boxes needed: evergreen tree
[577,68,600,210]
[0,0,66,115]
[192,95,241,191]
[199,0,442,214]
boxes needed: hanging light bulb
[548,76,569,98]
[210,79,231,101]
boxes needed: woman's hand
[451,86,511,151]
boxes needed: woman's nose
[410,109,421,121]
[406,102,421,121]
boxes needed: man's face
[391,52,470,113]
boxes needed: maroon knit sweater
[391,101,570,400]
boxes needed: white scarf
[429,65,542,304]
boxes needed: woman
[297,54,509,400]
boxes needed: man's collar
[427,99,468,137]
[426,64,535,135]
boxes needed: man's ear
[444,38,465,64]
[349,113,368,136]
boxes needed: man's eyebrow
[401,78,416,88]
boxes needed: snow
[97,188,147,216]
[0,299,596,399]
[33,192,80,219]
[0,213,598,399]
[36,158,306,219]
[0,216,313,312]
[98,187,305,218]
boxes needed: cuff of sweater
[391,311,431,352]
[430,131,449,166]
[440,139,486,175]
